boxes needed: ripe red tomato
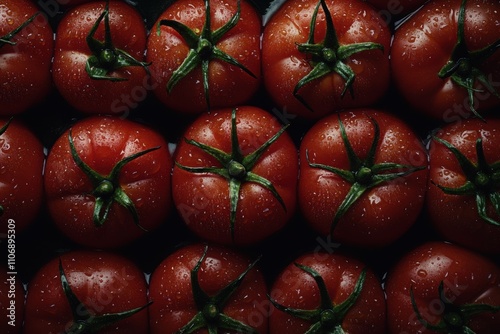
[365,0,428,24]
[385,241,500,333]
[0,266,24,334]
[172,106,298,246]
[23,249,150,334]
[0,0,54,116]
[268,250,386,333]
[298,109,428,248]
[262,0,391,120]
[52,0,150,115]
[146,0,262,115]
[148,242,269,334]
[391,0,500,121]
[427,116,500,255]
[0,117,44,236]
[43,115,173,249]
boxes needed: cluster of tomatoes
[1,0,500,333]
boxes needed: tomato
[148,242,269,334]
[262,0,391,120]
[0,0,54,116]
[43,115,173,249]
[0,117,45,236]
[298,109,428,248]
[268,250,386,333]
[385,241,500,333]
[23,249,150,334]
[52,0,150,115]
[391,0,500,122]
[172,106,298,246]
[427,116,500,255]
[146,0,262,115]
[0,266,24,334]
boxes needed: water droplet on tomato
[417,269,427,277]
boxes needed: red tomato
[298,109,428,248]
[427,116,500,255]
[0,267,24,334]
[146,0,262,115]
[148,242,269,334]
[52,0,150,115]
[0,0,54,116]
[269,250,386,333]
[23,249,150,334]
[262,0,391,120]
[43,116,173,249]
[385,241,500,333]
[0,117,44,236]
[391,0,500,121]
[172,106,298,246]
[365,0,428,24]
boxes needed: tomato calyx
[157,0,257,110]
[306,114,425,235]
[432,136,500,227]
[178,245,261,334]
[0,12,40,48]
[294,0,384,112]
[68,130,160,230]
[270,263,367,333]
[58,259,151,334]
[85,0,151,81]
[438,0,500,120]
[410,281,500,334]
[175,108,288,242]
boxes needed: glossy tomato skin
[0,0,54,116]
[0,118,45,236]
[385,241,500,334]
[44,116,173,249]
[172,106,298,246]
[365,0,428,23]
[298,109,428,248]
[0,266,25,334]
[23,249,150,334]
[147,0,262,115]
[148,242,269,334]
[262,0,391,120]
[427,117,500,255]
[391,0,500,121]
[269,251,386,333]
[52,0,149,115]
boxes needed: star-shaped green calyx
[175,108,288,242]
[306,114,425,235]
[410,281,500,334]
[437,0,500,120]
[432,135,500,227]
[156,0,256,109]
[0,11,39,48]
[269,263,367,334]
[68,129,160,230]
[58,259,151,334]
[294,0,384,112]
[85,0,151,81]
[177,245,261,334]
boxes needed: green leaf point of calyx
[175,108,288,243]
[432,135,500,227]
[294,0,384,112]
[58,259,151,334]
[306,114,426,236]
[156,0,256,110]
[68,129,160,230]
[176,245,261,334]
[437,0,500,120]
[85,0,151,81]
[269,263,368,334]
